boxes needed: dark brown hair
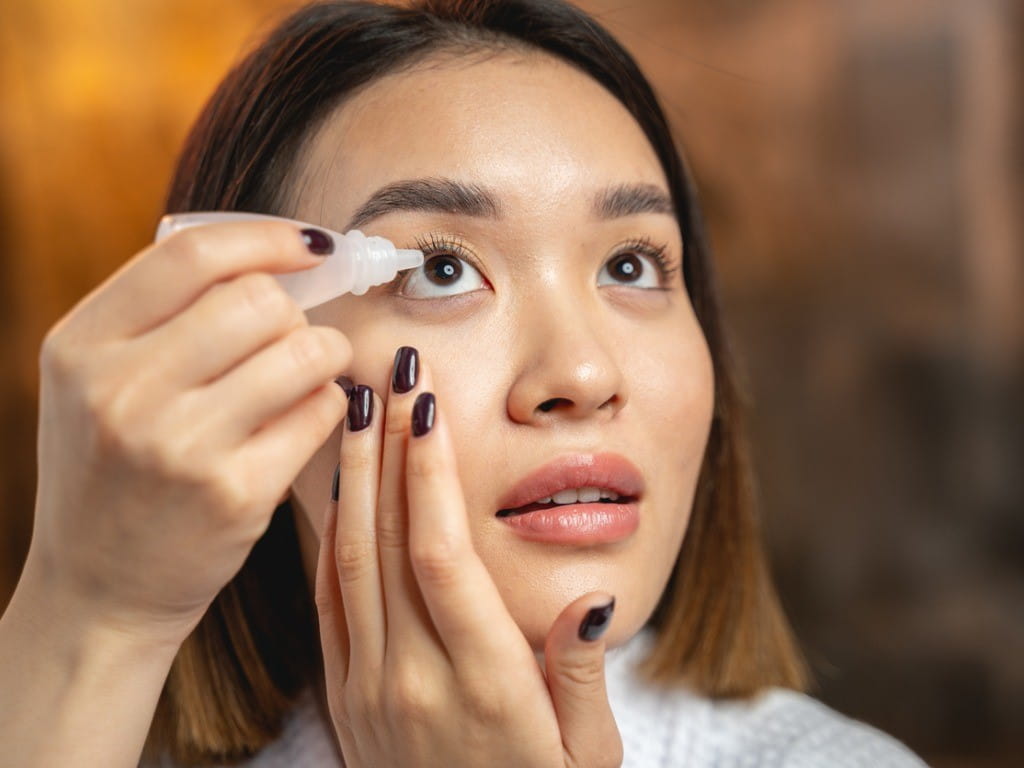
[144,1,808,764]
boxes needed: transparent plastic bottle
[155,211,424,310]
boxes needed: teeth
[540,487,620,505]
[552,488,579,504]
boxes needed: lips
[495,452,644,516]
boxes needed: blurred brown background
[1,1,1021,765]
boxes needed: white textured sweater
[148,629,928,767]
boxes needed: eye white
[400,255,487,298]
[400,249,663,299]
[597,252,661,289]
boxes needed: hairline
[276,40,661,221]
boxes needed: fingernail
[331,462,340,502]
[347,385,373,432]
[411,392,435,437]
[392,346,418,394]
[334,375,354,397]
[578,597,615,642]
[301,227,334,256]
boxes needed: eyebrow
[345,178,499,230]
[593,182,675,219]
[344,177,675,230]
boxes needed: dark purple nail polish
[411,392,435,437]
[334,375,354,397]
[301,227,334,255]
[347,385,373,432]
[392,346,418,394]
[331,462,340,502]
[578,598,615,642]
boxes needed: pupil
[615,254,641,282]
[428,256,461,285]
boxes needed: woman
[0,1,928,766]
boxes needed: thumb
[544,593,623,768]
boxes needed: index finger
[405,390,524,668]
[65,220,327,342]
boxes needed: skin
[283,46,715,724]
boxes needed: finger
[335,386,387,681]
[126,271,308,394]
[232,380,348,506]
[315,491,350,686]
[376,346,438,653]
[193,325,352,449]
[544,594,623,768]
[66,220,327,343]
[405,389,523,668]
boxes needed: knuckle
[386,667,437,722]
[405,452,446,480]
[170,228,215,275]
[383,407,408,436]
[135,432,195,480]
[89,402,129,455]
[287,328,331,370]
[237,272,295,322]
[375,513,406,551]
[461,681,507,724]
[39,328,75,378]
[553,655,606,691]
[87,386,141,455]
[410,535,462,585]
[203,470,253,516]
[339,448,374,474]
[333,537,376,585]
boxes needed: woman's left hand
[313,350,623,768]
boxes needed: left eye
[597,251,662,289]
[399,254,488,299]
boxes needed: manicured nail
[578,598,615,642]
[331,462,340,502]
[334,375,354,397]
[392,346,418,394]
[301,227,334,255]
[347,385,373,432]
[411,392,435,437]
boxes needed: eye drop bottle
[155,211,424,310]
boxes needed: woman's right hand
[26,220,352,649]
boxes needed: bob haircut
[144,0,809,764]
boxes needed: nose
[505,297,628,425]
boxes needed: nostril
[538,397,570,412]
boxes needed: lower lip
[498,502,639,545]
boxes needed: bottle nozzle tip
[396,248,425,269]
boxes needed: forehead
[289,50,669,226]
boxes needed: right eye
[398,237,489,299]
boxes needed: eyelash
[395,233,679,294]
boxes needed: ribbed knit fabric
[146,628,928,767]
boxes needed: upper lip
[495,452,645,513]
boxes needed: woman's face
[286,50,714,651]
